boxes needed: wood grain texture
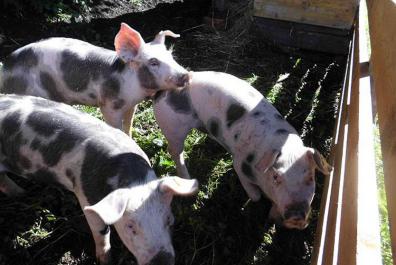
[367,0,396,261]
[254,0,358,29]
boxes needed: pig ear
[255,150,280,173]
[114,23,145,62]
[159,176,199,196]
[84,189,129,225]
[152,30,180,45]
[307,148,333,175]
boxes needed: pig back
[0,95,151,201]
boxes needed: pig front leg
[100,104,123,131]
[122,105,137,135]
[0,173,25,196]
[233,161,262,202]
[79,199,112,264]
[154,105,193,179]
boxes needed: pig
[153,71,333,230]
[0,23,190,134]
[0,94,198,265]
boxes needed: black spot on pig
[40,71,65,102]
[166,89,191,113]
[60,50,91,92]
[246,153,255,163]
[100,225,110,235]
[89,93,96,100]
[138,65,159,90]
[65,168,76,187]
[208,118,220,138]
[113,99,125,110]
[226,103,246,127]
[61,50,122,92]
[3,47,38,71]
[110,57,126,73]
[2,76,28,94]
[275,129,289,135]
[2,111,22,138]
[27,111,60,136]
[252,111,263,117]
[38,130,79,167]
[153,90,166,102]
[234,131,240,141]
[30,138,42,150]
[101,77,120,98]
[81,142,151,204]
[260,119,268,125]
[274,113,284,120]
[1,132,27,175]
[26,169,57,184]
[0,100,15,111]
[241,162,255,180]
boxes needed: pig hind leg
[166,128,192,179]
[0,173,25,196]
[154,111,193,179]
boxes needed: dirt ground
[0,0,347,264]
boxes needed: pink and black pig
[0,23,190,134]
[153,71,332,230]
[0,94,198,264]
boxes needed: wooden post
[311,1,384,264]
[367,0,396,262]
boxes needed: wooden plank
[367,0,396,262]
[253,0,358,29]
[253,17,351,54]
[310,25,355,265]
[355,3,382,264]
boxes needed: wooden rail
[311,0,392,264]
[254,0,358,29]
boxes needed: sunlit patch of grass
[193,157,233,210]
[266,73,289,104]
[14,208,56,248]
[73,105,103,120]
[245,73,259,86]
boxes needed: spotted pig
[0,94,198,265]
[0,23,190,134]
[154,71,332,230]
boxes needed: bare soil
[0,1,346,264]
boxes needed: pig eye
[148,58,160,67]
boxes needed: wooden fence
[309,0,396,264]
[253,0,396,264]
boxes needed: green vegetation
[374,122,393,265]
[0,0,92,22]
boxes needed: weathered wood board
[254,0,359,29]
[367,0,396,262]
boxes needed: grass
[374,121,393,265]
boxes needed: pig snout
[147,251,175,265]
[283,202,310,230]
